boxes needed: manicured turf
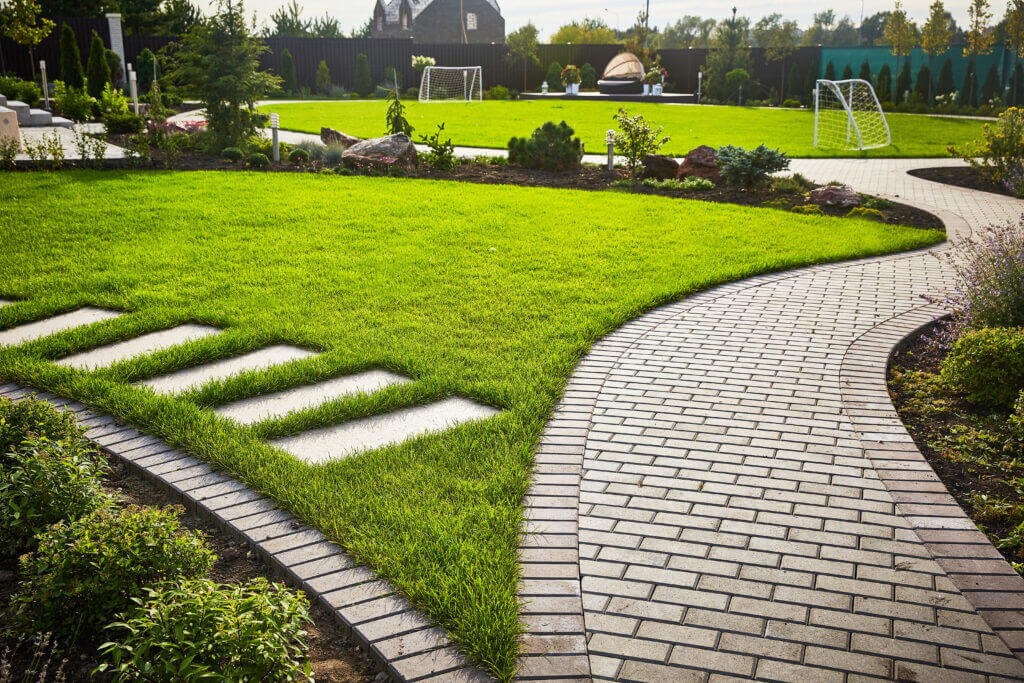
[258,99,987,158]
[0,171,944,679]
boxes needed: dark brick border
[0,383,491,683]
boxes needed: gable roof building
[372,0,504,44]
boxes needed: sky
[232,0,974,38]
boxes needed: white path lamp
[270,113,280,162]
[128,68,139,115]
[606,129,616,171]
[39,60,49,110]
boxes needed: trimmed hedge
[941,327,1024,409]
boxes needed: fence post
[105,13,127,83]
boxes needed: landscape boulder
[809,185,861,207]
[341,133,417,169]
[642,154,680,180]
[320,127,360,148]
[677,145,723,185]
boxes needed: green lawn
[258,99,986,158]
[0,171,944,679]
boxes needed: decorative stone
[320,127,360,148]
[136,345,318,395]
[677,145,723,185]
[642,154,679,180]
[341,133,417,169]
[56,324,221,370]
[0,307,122,347]
[809,184,862,207]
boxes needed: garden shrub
[280,49,298,95]
[0,136,17,170]
[315,59,330,95]
[940,327,1024,408]
[581,63,597,90]
[98,578,312,681]
[847,207,885,221]
[53,81,96,121]
[104,112,144,134]
[385,87,414,136]
[951,107,1024,197]
[486,85,510,100]
[294,140,325,161]
[221,146,243,162]
[717,145,790,189]
[353,54,371,96]
[611,109,668,181]
[60,23,85,91]
[770,173,813,194]
[0,75,41,107]
[0,396,83,458]
[545,61,562,89]
[86,31,111,99]
[419,123,456,170]
[861,195,894,210]
[10,505,214,642]
[508,121,583,172]
[639,177,713,191]
[288,147,309,165]
[782,99,801,108]
[246,152,270,168]
[0,436,111,556]
[97,82,129,118]
[323,142,346,165]
[791,204,823,215]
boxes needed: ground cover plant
[256,100,987,158]
[0,171,944,678]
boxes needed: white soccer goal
[814,79,892,150]
[419,66,483,103]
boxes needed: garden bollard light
[39,60,49,110]
[697,71,703,104]
[129,70,139,115]
[606,129,615,171]
[541,81,548,94]
[270,113,280,162]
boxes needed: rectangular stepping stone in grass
[214,370,411,426]
[0,307,122,347]
[55,324,221,370]
[269,397,499,463]
[136,345,318,395]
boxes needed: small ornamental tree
[859,59,872,82]
[353,53,371,96]
[841,64,853,80]
[315,59,330,94]
[914,65,931,101]
[612,108,669,181]
[936,57,955,95]
[137,47,156,92]
[895,60,912,103]
[280,48,298,94]
[2,0,54,81]
[105,48,123,86]
[60,23,85,90]
[824,61,836,81]
[921,0,953,103]
[505,22,539,91]
[884,0,917,91]
[86,31,111,99]
[166,0,281,150]
[876,63,893,102]
[544,61,562,89]
[580,62,597,89]
[981,64,1001,102]
[964,0,995,106]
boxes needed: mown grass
[0,171,944,678]
[257,99,987,158]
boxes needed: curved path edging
[0,383,491,683]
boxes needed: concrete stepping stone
[214,370,411,426]
[136,344,317,395]
[270,397,499,463]
[55,323,221,370]
[0,307,122,347]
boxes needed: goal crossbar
[814,78,891,151]
[419,66,483,103]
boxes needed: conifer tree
[60,23,85,90]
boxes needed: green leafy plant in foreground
[612,108,669,181]
[419,123,456,170]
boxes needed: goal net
[419,66,483,103]
[814,79,891,150]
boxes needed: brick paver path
[529,160,1024,681]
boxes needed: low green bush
[847,207,885,221]
[508,121,583,172]
[11,505,214,642]
[419,123,456,170]
[791,204,823,215]
[940,327,1024,409]
[288,148,310,165]
[770,173,813,194]
[762,198,791,209]
[221,146,244,162]
[0,396,83,458]
[246,152,270,169]
[717,144,790,188]
[861,195,894,210]
[0,75,42,107]
[53,82,96,122]
[639,176,714,191]
[781,98,801,108]
[104,112,144,134]
[0,436,111,556]
[98,577,312,681]
[294,140,325,161]
[486,85,510,100]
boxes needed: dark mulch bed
[908,165,1013,197]
[0,454,376,682]
[889,325,1022,564]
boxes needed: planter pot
[572,83,580,95]
[565,85,573,94]
[652,84,663,96]
[643,84,651,95]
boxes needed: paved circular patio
[519,160,1024,681]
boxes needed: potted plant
[561,65,581,95]
[645,67,667,96]
[411,55,436,72]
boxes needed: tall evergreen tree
[105,49,123,87]
[895,60,912,102]
[59,22,85,90]
[824,60,836,80]
[786,61,801,100]
[85,31,110,99]
[137,48,156,92]
[841,64,853,79]
[962,59,978,105]
[914,64,931,100]
[280,48,297,94]
[702,7,751,101]
[353,53,371,96]
[981,63,1001,101]
[876,63,893,102]
[936,57,955,95]
[859,60,872,82]
[1013,62,1024,105]
[315,59,330,94]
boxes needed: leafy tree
[1012,62,1024,105]
[661,16,716,48]
[920,1,953,102]
[137,47,156,91]
[841,64,853,79]
[964,0,995,106]
[752,13,798,104]
[860,12,891,45]
[702,7,751,101]
[38,0,115,23]
[59,23,85,90]
[506,22,540,92]
[802,10,857,46]
[962,59,978,106]
[936,56,955,95]
[1005,0,1024,58]
[884,0,917,88]
[914,64,931,100]
[121,0,164,35]
[824,60,836,80]
[315,59,330,94]
[894,60,912,102]
[280,48,297,94]
[859,59,872,81]
[165,0,281,149]
[550,17,616,44]
[158,0,202,36]
[311,13,342,37]
[349,18,371,38]
[622,10,659,67]
[265,0,310,37]
[85,30,110,98]
[981,63,1001,102]
[1,0,54,80]
[876,63,893,102]
[353,53,371,95]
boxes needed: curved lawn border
[0,383,490,683]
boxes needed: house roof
[379,0,500,24]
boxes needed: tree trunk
[780,56,786,105]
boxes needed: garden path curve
[519,159,1024,681]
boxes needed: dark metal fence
[0,17,108,81]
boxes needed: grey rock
[320,127,360,148]
[341,133,417,169]
[642,154,680,180]
[809,184,861,207]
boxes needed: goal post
[419,66,483,103]
[814,79,891,151]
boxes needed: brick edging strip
[839,299,1024,661]
[0,383,491,683]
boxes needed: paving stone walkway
[520,159,1024,681]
